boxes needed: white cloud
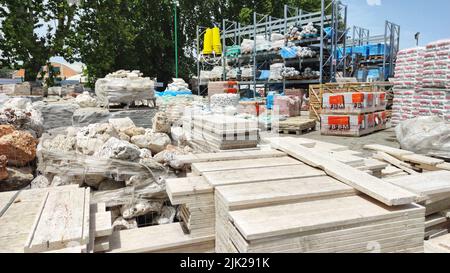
[367,0,382,6]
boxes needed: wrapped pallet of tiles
[273,95,300,117]
[210,94,240,112]
[186,114,259,151]
[207,81,238,99]
[420,39,450,121]
[392,47,425,125]
[95,70,155,107]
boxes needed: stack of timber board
[385,171,450,239]
[176,149,286,165]
[0,186,83,253]
[166,176,215,238]
[277,116,317,135]
[188,114,259,151]
[214,176,357,253]
[107,223,214,253]
[425,233,450,253]
[0,185,112,253]
[223,195,425,253]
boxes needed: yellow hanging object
[202,28,213,55]
[212,27,222,55]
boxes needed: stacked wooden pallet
[0,185,112,253]
[166,176,215,237]
[189,114,259,151]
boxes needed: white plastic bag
[395,116,450,156]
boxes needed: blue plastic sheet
[280,47,298,59]
[156,90,192,97]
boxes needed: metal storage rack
[195,0,349,98]
[345,21,400,81]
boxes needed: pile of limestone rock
[35,112,192,231]
[0,98,43,191]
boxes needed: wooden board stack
[108,223,214,253]
[166,176,215,238]
[385,171,450,239]
[223,196,424,253]
[214,176,357,252]
[188,114,259,151]
[0,185,113,253]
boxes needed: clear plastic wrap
[395,116,450,156]
[95,70,155,106]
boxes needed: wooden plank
[364,144,414,158]
[43,245,87,253]
[108,223,214,253]
[203,164,325,187]
[216,176,357,210]
[425,214,448,229]
[94,211,112,238]
[229,195,424,241]
[166,176,213,204]
[176,150,286,164]
[401,154,444,167]
[386,171,450,200]
[373,152,418,175]
[192,157,300,174]
[270,140,418,206]
[24,187,88,253]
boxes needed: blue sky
[344,0,450,49]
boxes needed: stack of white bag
[269,63,284,81]
[422,40,450,88]
[270,33,285,50]
[241,39,254,54]
[167,78,190,91]
[392,47,425,125]
[421,39,450,121]
[95,70,155,106]
[255,35,271,52]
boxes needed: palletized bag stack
[420,39,450,121]
[392,47,425,125]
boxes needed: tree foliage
[0,0,76,82]
[1,0,328,85]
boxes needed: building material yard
[0,0,450,265]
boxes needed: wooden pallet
[277,117,316,135]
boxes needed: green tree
[0,0,76,84]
